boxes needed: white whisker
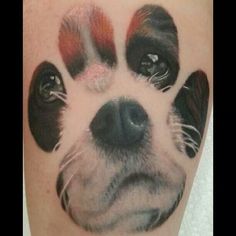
[59,166,81,200]
[183,137,199,146]
[52,141,61,153]
[184,141,198,151]
[172,129,192,138]
[172,123,201,138]
[173,130,198,145]
[183,142,199,153]
[59,151,84,173]
[148,69,169,83]
[148,71,159,83]
[160,85,172,92]
[183,86,190,90]
[61,193,70,213]
[50,91,68,104]
[55,91,67,96]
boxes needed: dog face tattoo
[28,3,209,234]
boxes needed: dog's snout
[90,99,149,148]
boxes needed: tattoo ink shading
[173,70,209,158]
[59,15,87,78]
[28,61,66,152]
[89,6,117,67]
[59,5,117,79]
[126,5,179,91]
[28,2,210,234]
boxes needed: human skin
[23,0,212,235]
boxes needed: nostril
[129,106,148,126]
[120,101,148,144]
[120,101,148,128]
[90,102,116,136]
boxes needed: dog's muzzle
[56,97,186,233]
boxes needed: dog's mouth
[80,172,184,233]
[97,171,184,232]
[56,146,186,233]
[102,172,160,209]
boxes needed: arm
[23,0,213,235]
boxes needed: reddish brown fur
[89,7,116,55]
[126,8,150,44]
[59,21,85,66]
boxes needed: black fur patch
[126,5,179,90]
[28,61,66,152]
[174,70,209,158]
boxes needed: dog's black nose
[90,99,149,147]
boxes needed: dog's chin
[68,176,184,233]
[56,139,186,233]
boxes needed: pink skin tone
[75,63,111,82]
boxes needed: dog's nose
[90,99,149,147]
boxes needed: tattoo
[28,61,66,152]
[126,5,179,91]
[59,5,117,78]
[28,3,209,234]
[173,71,209,158]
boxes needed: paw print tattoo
[28,3,209,233]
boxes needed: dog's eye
[138,53,169,83]
[38,72,64,103]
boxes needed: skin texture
[23,0,212,235]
